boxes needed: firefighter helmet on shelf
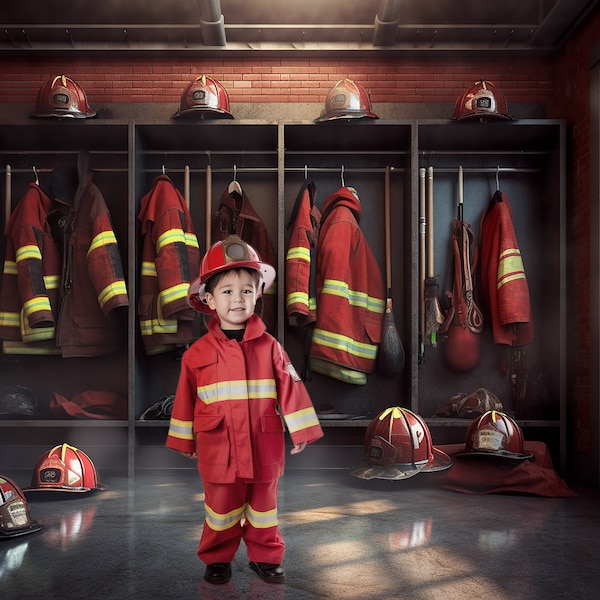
[172,75,234,119]
[349,407,453,480]
[30,74,96,119]
[0,385,39,418]
[188,235,276,313]
[456,410,533,461]
[0,475,41,538]
[315,78,378,123]
[24,443,106,493]
[453,79,512,121]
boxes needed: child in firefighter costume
[166,235,323,585]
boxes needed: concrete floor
[1,469,599,600]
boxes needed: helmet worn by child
[188,235,276,313]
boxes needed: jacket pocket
[260,414,285,466]
[195,414,230,467]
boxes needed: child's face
[204,269,258,330]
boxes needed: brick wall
[1,56,558,110]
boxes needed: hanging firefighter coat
[285,180,320,327]
[137,175,201,355]
[310,186,385,385]
[212,187,278,334]
[0,182,62,354]
[165,314,323,483]
[49,150,129,357]
[479,190,534,347]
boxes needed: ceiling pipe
[198,0,226,47]
[373,0,402,47]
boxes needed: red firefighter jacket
[479,191,534,347]
[50,151,129,357]
[285,180,320,326]
[0,183,62,354]
[212,187,278,335]
[310,187,385,384]
[165,314,323,483]
[137,175,201,355]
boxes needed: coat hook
[304,164,308,179]
[496,165,500,190]
[33,165,39,185]
[341,164,345,187]
[162,164,166,175]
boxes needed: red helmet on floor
[172,75,234,119]
[456,410,533,461]
[315,78,378,122]
[453,80,512,121]
[30,74,96,119]
[24,443,106,493]
[349,407,453,480]
[0,475,41,538]
[188,235,276,313]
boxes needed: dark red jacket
[212,187,278,335]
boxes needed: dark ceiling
[1,0,598,56]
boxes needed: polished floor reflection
[1,469,599,599]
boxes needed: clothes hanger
[228,164,242,196]
[33,165,39,185]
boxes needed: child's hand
[290,442,307,455]
[180,451,197,459]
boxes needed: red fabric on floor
[434,441,576,497]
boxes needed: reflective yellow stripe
[141,261,157,277]
[139,317,178,336]
[44,274,60,289]
[286,291,309,309]
[286,246,310,261]
[98,281,128,309]
[310,357,367,385]
[3,260,17,275]
[246,504,278,529]
[167,418,194,441]
[184,232,199,248]
[312,327,378,360]
[87,231,117,255]
[16,244,42,262]
[198,379,277,405]
[159,283,190,305]
[284,407,320,434]
[205,503,246,532]
[322,278,384,313]
[0,311,20,327]
[23,296,52,318]
[157,228,185,252]
[2,340,62,355]
[497,249,526,290]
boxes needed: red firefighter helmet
[0,475,41,538]
[30,75,96,119]
[188,235,276,313]
[315,78,378,123]
[453,79,512,121]
[24,443,106,493]
[349,407,453,480]
[456,410,533,461]
[172,75,233,119]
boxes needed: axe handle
[205,164,212,250]
[426,166,434,278]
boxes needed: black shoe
[204,562,232,585]
[249,561,286,584]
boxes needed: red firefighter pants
[198,478,284,565]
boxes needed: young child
[166,235,323,585]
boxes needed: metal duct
[199,0,226,47]
[373,0,402,47]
